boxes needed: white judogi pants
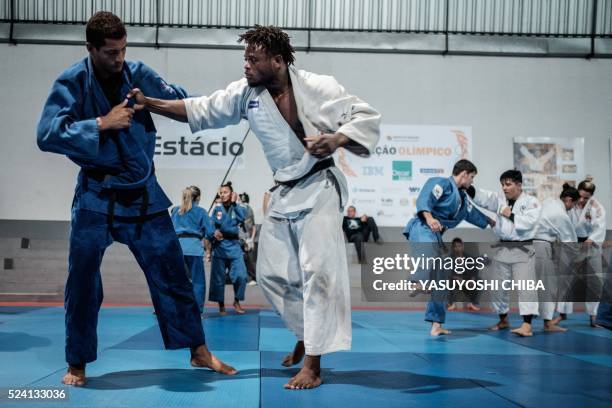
[492,246,539,316]
[557,245,604,316]
[257,178,351,355]
[536,241,558,321]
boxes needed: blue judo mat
[0,307,610,407]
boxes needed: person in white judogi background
[558,176,607,327]
[472,169,541,337]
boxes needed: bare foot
[190,345,237,375]
[590,316,602,328]
[233,301,245,314]
[219,307,227,316]
[430,322,451,336]
[544,321,568,333]
[466,303,480,311]
[62,365,86,386]
[284,355,321,390]
[511,323,533,337]
[489,320,510,331]
[447,303,456,311]
[551,313,567,325]
[282,341,305,367]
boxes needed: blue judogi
[37,57,205,365]
[403,176,489,324]
[171,204,214,313]
[209,203,248,302]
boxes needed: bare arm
[128,88,188,122]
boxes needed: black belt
[178,233,203,239]
[492,239,534,253]
[82,169,150,237]
[84,168,118,183]
[274,158,335,189]
[578,237,588,243]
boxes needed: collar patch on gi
[248,100,259,109]
[216,211,223,220]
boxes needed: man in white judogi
[130,25,380,389]
[534,184,579,332]
[472,170,541,337]
[558,178,607,327]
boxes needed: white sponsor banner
[337,125,472,227]
[513,137,584,202]
[153,117,248,169]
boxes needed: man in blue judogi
[404,159,494,336]
[36,11,235,386]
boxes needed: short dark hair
[577,177,596,195]
[500,169,522,184]
[452,159,477,176]
[452,237,464,244]
[560,183,579,201]
[238,25,295,65]
[86,11,126,49]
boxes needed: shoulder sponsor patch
[248,100,259,109]
[160,79,176,95]
[432,184,443,199]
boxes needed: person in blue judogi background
[36,11,236,386]
[171,186,214,317]
[209,182,248,316]
[403,159,495,337]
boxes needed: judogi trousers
[257,183,351,355]
[492,246,539,316]
[557,245,604,316]
[209,256,247,302]
[66,209,205,366]
[535,241,558,320]
[184,255,206,313]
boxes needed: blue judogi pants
[184,255,206,314]
[406,218,449,324]
[209,256,247,302]
[65,209,205,366]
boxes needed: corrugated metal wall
[1,0,611,56]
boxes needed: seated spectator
[342,206,381,263]
[447,238,484,311]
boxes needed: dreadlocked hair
[238,25,295,65]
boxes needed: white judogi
[184,67,381,354]
[473,189,541,316]
[558,197,607,316]
[534,198,577,320]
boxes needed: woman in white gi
[558,177,607,327]
[534,184,579,332]
[473,170,541,337]
[128,25,380,389]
